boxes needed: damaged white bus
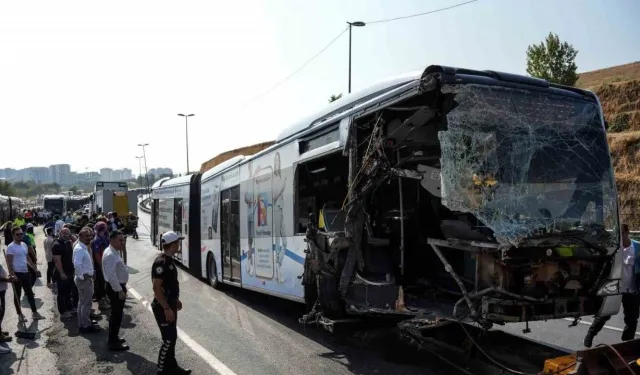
[151,65,622,331]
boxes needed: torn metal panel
[437,83,618,248]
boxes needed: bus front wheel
[207,253,219,289]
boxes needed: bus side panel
[157,198,174,248]
[200,175,222,280]
[239,142,304,300]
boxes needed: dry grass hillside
[576,61,640,226]
[199,141,275,173]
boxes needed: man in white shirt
[6,226,44,322]
[73,227,99,334]
[102,229,130,351]
[43,228,56,288]
[54,216,65,236]
[584,224,640,347]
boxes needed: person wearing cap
[151,231,191,375]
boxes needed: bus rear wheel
[207,253,219,289]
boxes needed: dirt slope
[577,61,640,226]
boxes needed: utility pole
[347,21,366,94]
[178,113,194,174]
[138,143,150,193]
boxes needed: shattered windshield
[438,84,619,248]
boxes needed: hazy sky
[1,0,638,175]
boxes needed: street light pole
[347,21,366,94]
[178,113,194,174]
[135,156,143,185]
[138,143,150,193]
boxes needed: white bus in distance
[43,194,67,216]
[151,64,622,328]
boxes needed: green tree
[0,181,15,196]
[70,186,79,195]
[329,93,343,103]
[526,32,578,86]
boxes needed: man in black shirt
[52,228,78,319]
[151,231,190,375]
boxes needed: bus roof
[157,174,194,189]
[151,177,171,189]
[275,71,422,143]
[43,194,66,199]
[201,155,245,183]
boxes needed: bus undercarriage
[300,67,620,331]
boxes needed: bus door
[220,186,241,283]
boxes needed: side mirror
[308,212,317,226]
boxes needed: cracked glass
[438,84,618,247]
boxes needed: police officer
[151,231,191,375]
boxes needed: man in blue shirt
[584,224,640,347]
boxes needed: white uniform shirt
[73,242,93,278]
[102,245,129,292]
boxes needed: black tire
[207,253,219,289]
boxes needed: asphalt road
[0,209,636,375]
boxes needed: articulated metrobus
[151,64,622,326]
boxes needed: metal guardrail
[138,196,151,214]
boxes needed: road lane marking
[127,287,238,375]
[562,317,640,335]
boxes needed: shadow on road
[55,302,157,373]
[0,350,18,374]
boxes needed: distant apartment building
[0,168,17,181]
[78,171,101,183]
[148,168,173,177]
[49,164,71,185]
[121,168,133,180]
[26,167,51,184]
[100,168,113,181]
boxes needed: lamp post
[135,156,143,186]
[347,21,366,94]
[137,143,150,193]
[178,113,194,174]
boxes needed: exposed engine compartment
[301,67,620,329]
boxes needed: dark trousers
[153,303,178,373]
[14,272,37,313]
[94,264,105,301]
[106,283,126,344]
[589,293,640,341]
[56,277,74,314]
[47,261,55,284]
[71,281,79,310]
[0,290,5,331]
